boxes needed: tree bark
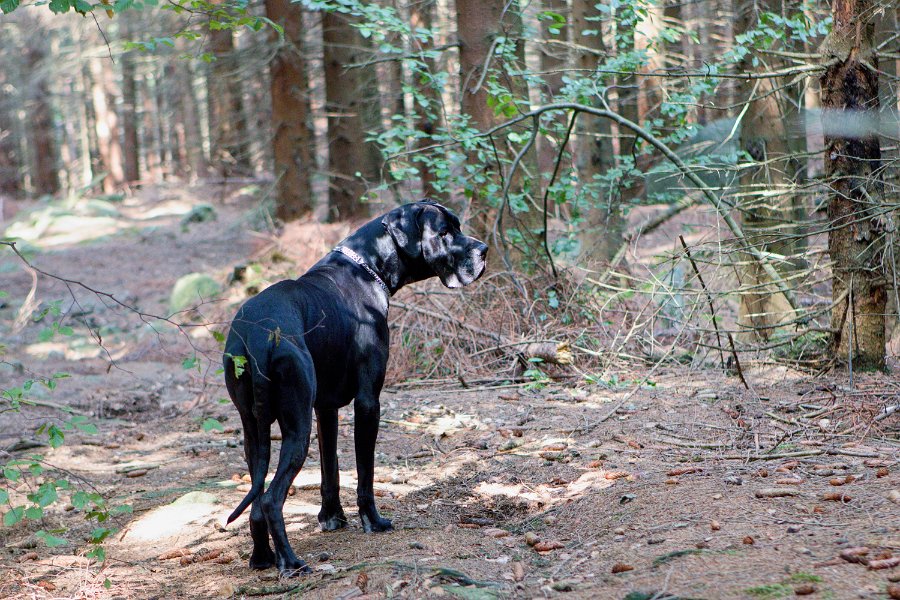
[265,0,316,221]
[120,15,140,183]
[572,0,621,262]
[26,43,60,196]
[409,0,441,198]
[88,56,124,194]
[207,25,251,178]
[0,69,22,195]
[820,0,886,370]
[322,10,383,221]
[735,0,804,340]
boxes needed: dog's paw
[249,548,276,570]
[360,512,393,533]
[318,512,349,532]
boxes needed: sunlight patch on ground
[476,470,615,506]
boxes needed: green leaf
[104,578,112,589]
[0,0,20,14]
[212,330,225,343]
[3,467,21,482]
[3,506,24,526]
[47,425,64,448]
[35,482,58,507]
[47,0,71,14]
[25,506,43,520]
[36,530,68,547]
[0,489,8,504]
[201,418,224,433]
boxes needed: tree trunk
[820,0,886,370]
[409,0,441,198]
[88,56,125,194]
[207,26,251,178]
[572,0,621,262]
[735,0,804,340]
[120,16,140,183]
[142,72,162,181]
[266,0,316,221]
[538,0,569,181]
[322,10,383,221]
[26,44,60,196]
[0,70,22,195]
[173,59,206,179]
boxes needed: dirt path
[1,186,898,599]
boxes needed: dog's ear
[382,204,425,257]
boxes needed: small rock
[318,552,330,562]
[524,532,539,546]
[314,564,336,574]
[647,537,666,545]
[786,525,801,533]
[613,527,626,536]
[724,476,743,486]
[409,541,425,550]
[710,521,721,531]
[794,584,817,596]
[888,584,900,600]
[887,490,900,504]
[712,494,722,500]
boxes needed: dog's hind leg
[260,348,315,577]
[315,406,348,531]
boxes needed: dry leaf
[604,471,630,481]
[743,536,754,545]
[887,584,900,600]
[611,563,634,573]
[775,478,804,485]
[876,467,889,478]
[512,561,525,582]
[18,552,38,562]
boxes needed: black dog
[223,200,488,576]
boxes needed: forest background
[0,0,899,597]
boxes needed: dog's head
[382,200,488,288]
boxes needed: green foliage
[1,296,129,558]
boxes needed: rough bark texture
[538,0,569,180]
[735,0,804,340]
[88,56,124,194]
[173,59,206,179]
[120,45,140,183]
[819,0,885,370]
[25,43,60,196]
[573,0,621,262]
[0,69,22,194]
[456,0,503,135]
[207,26,251,178]
[266,0,315,221]
[323,10,383,221]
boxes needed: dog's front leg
[353,395,393,532]
[316,407,348,530]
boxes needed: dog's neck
[338,219,431,296]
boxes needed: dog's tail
[225,350,273,525]
[226,402,271,523]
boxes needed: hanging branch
[468,102,803,317]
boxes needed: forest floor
[0,184,898,600]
